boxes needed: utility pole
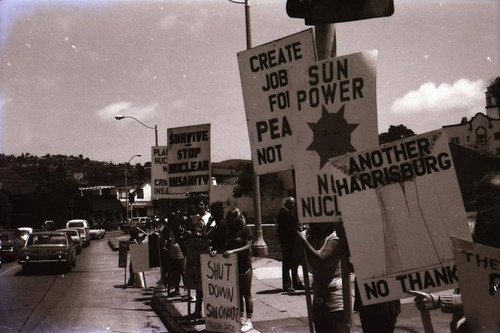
[230,0,267,256]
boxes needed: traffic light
[286,0,394,25]
[128,192,135,203]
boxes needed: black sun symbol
[307,104,359,169]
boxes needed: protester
[410,171,500,333]
[159,215,170,289]
[192,197,212,236]
[210,208,254,332]
[187,197,212,319]
[206,201,226,251]
[167,212,186,297]
[276,197,304,291]
[296,223,348,333]
[354,283,401,333]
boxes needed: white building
[442,91,500,156]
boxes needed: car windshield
[68,230,78,236]
[27,234,67,246]
[0,233,17,241]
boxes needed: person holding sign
[410,171,500,332]
[167,211,186,297]
[210,208,254,333]
[296,223,349,333]
[191,197,212,236]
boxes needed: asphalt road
[0,230,166,332]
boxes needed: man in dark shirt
[276,197,304,291]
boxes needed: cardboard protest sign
[118,241,129,268]
[452,237,500,331]
[129,241,153,273]
[151,146,169,198]
[184,238,210,290]
[237,29,316,175]
[166,124,211,194]
[292,51,379,223]
[151,147,190,199]
[200,253,241,333]
[328,130,472,305]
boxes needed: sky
[0,0,498,164]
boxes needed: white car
[57,229,83,254]
[89,228,106,240]
[68,227,90,247]
[17,227,33,242]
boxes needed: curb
[152,288,197,333]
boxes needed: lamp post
[125,154,141,221]
[115,115,159,146]
[229,0,267,256]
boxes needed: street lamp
[228,0,268,257]
[115,115,159,146]
[125,154,141,221]
[228,0,251,50]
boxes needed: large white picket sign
[328,130,472,305]
[452,237,500,331]
[292,51,379,223]
[237,29,316,175]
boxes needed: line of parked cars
[0,219,106,273]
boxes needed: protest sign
[452,237,500,331]
[151,146,169,198]
[329,130,472,304]
[118,241,128,268]
[200,253,240,333]
[129,241,153,273]
[166,124,211,194]
[292,51,379,223]
[237,29,316,175]
[184,238,210,290]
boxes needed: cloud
[391,78,486,114]
[96,102,158,121]
[160,14,178,30]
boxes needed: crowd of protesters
[156,196,255,332]
[150,171,499,333]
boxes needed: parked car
[89,228,106,240]
[0,229,25,261]
[66,219,90,235]
[57,229,83,254]
[69,227,90,247]
[120,217,147,234]
[18,227,33,241]
[18,231,77,272]
[42,220,56,231]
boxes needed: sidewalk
[108,236,454,333]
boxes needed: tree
[379,124,415,144]
[233,162,284,223]
[487,76,500,100]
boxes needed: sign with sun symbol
[291,51,379,223]
[307,104,359,168]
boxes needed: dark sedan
[0,229,25,261]
[18,231,77,272]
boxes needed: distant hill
[212,159,250,170]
